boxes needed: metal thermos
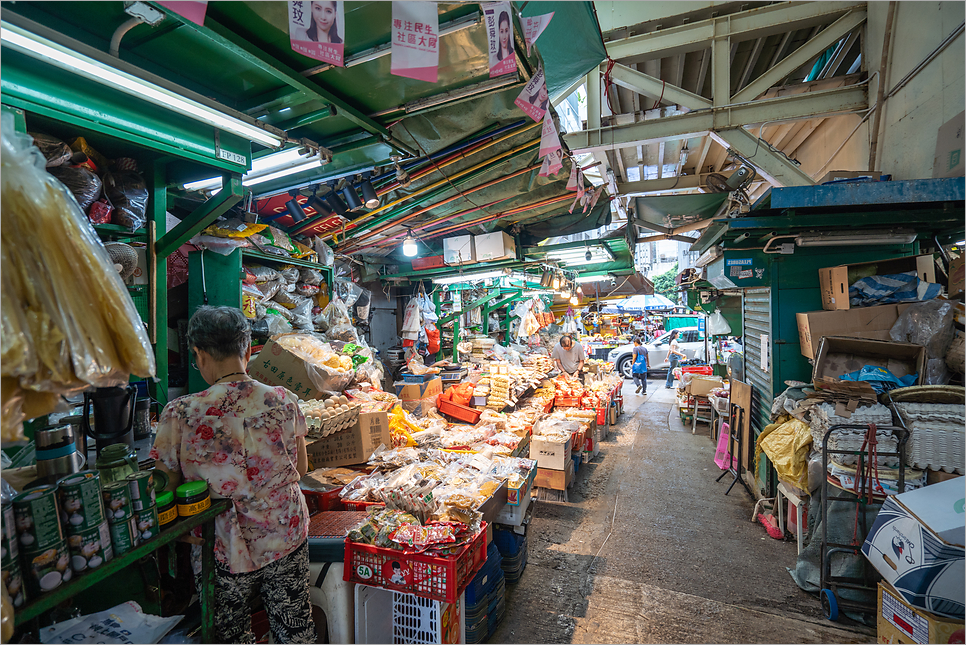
[34,425,85,480]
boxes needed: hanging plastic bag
[402,299,422,335]
[425,324,440,354]
[758,418,813,491]
[708,312,732,336]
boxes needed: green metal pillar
[150,160,169,407]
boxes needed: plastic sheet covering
[0,113,155,441]
[757,417,813,491]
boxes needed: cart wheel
[821,589,840,621]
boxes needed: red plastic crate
[438,399,482,424]
[555,396,580,408]
[302,487,344,513]
[681,365,713,376]
[596,406,607,426]
[411,255,447,270]
[343,522,488,604]
[343,500,386,511]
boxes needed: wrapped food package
[47,165,103,211]
[0,114,155,439]
[103,170,149,231]
[27,132,72,167]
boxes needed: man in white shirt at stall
[552,335,586,376]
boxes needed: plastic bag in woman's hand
[47,165,103,211]
[103,170,148,231]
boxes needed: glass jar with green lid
[156,491,177,529]
[94,444,138,484]
[175,481,210,517]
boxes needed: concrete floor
[490,380,876,644]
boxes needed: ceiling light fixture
[284,192,307,223]
[182,147,324,192]
[306,193,332,218]
[326,188,349,216]
[433,270,506,285]
[402,230,419,257]
[551,272,561,290]
[795,229,917,247]
[0,21,285,149]
[341,183,363,210]
[360,179,380,209]
[569,294,579,306]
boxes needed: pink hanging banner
[566,160,585,198]
[157,1,208,26]
[538,110,561,158]
[289,1,345,66]
[514,66,547,122]
[522,12,553,56]
[482,2,516,78]
[539,149,564,177]
[391,1,440,83]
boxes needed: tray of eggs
[300,395,361,440]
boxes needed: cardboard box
[878,583,965,644]
[812,336,926,385]
[933,110,965,179]
[306,411,390,468]
[443,235,475,265]
[534,460,575,491]
[797,303,913,359]
[531,435,572,470]
[686,375,724,397]
[473,231,516,262]
[819,255,937,311]
[249,337,322,400]
[394,377,442,401]
[862,479,965,620]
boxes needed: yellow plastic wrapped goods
[388,405,419,448]
[0,114,156,440]
[202,219,267,238]
[756,416,813,492]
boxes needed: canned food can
[22,538,71,596]
[66,521,114,573]
[57,470,107,533]
[13,486,64,553]
[101,481,134,523]
[109,516,138,556]
[2,502,19,568]
[126,471,156,512]
[134,506,160,543]
[1,553,26,608]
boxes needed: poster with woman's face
[514,65,548,122]
[289,0,345,67]
[483,2,515,78]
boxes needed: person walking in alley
[664,329,687,389]
[631,336,649,394]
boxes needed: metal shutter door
[742,288,773,439]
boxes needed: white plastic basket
[355,584,466,644]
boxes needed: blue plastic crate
[501,547,528,585]
[401,372,434,383]
[493,526,527,558]
[572,452,581,474]
[464,544,503,607]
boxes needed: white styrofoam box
[443,235,475,265]
[494,492,534,527]
[355,584,466,644]
[308,562,354,645]
[473,232,515,262]
[861,478,965,620]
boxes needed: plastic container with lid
[176,481,210,518]
[156,491,177,529]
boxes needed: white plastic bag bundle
[401,298,422,338]
[40,601,182,644]
[708,312,732,336]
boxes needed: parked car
[607,327,707,379]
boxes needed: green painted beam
[524,237,629,254]
[152,4,416,157]
[483,290,523,316]
[156,175,244,257]
[1,104,26,132]
[150,160,169,407]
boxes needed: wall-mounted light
[341,183,363,210]
[306,191,332,217]
[360,179,380,209]
[402,230,419,257]
[284,191,307,223]
[325,188,349,216]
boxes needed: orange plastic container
[438,399,482,424]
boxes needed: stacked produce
[487,375,511,410]
[299,395,361,440]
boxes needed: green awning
[633,193,729,232]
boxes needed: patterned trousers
[196,541,316,644]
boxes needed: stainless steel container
[35,426,85,480]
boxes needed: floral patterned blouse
[150,380,309,574]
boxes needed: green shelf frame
[15,500,229,642]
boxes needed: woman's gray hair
[186,306,251,361]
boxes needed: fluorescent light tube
[795,230,917,247]
[1,21,283,148]
[182,148,323,191]
[433,270,505,285]
[574,274,612,283]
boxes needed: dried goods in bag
[47,165,103,211]
[103,170,148,231]
[0,113,155,440]
[27,132,72,167]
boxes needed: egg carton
[300,396,362,440]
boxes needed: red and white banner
[158,1,208,26]
[390,1,440,83]
[482,2,515,78]
[289,1,345,66]
[522,12,553,56]
[539,149,564,177]
[514,66,548,122]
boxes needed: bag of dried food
[103,170,148,231]
[1,113,155,439]
[47,165,103,211]
[27,132,72,167]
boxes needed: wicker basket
[886,385,966,405]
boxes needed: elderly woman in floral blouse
[151,306,314,643]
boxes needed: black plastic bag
[28,132,72,167]
[103,170,148,231]
[47,165,103,211]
